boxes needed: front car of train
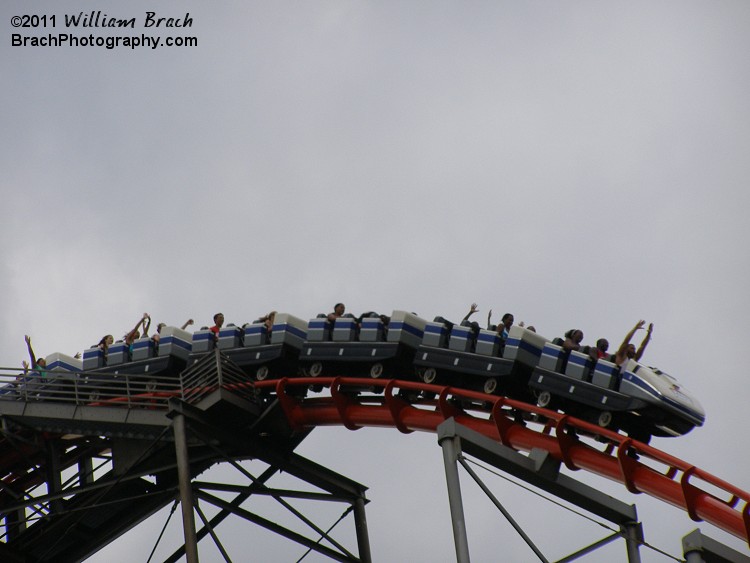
[619,360,706,437]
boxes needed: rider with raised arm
[614,320,653,367]
[24,335,46,370]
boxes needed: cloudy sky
[2,1,749,561]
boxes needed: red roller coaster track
[253,375,750,548]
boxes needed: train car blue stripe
[477,333,499,343]
[272,323,307,339]
[161,336,192,350]
[508,338,543,355]
[389,321,424,338]
[568,354,589,366]
[47,362,79,372]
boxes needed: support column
[622,521,642,563]
[353,497,372,563]
[5,508,26,541]
[78,456,94,486]
[439,433,471,563]
[45,440,63,514]
[682,529,750,563]
[173,413,199,563]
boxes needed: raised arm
[617,320,645,356]
[125,313,150,341]
[635,323,653,361]
[24,335,37,368]
[181,319,195,330]
[462,303,478,323]
[487,309,493,330]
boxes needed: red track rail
[255,376,750,547]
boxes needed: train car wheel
[370,362,384,378]
[483,378,498,395]
[597,411,613,428]
[422,367,437,384]
[536,390,553,408]
[256,366,270,381]
[309,362,323,377]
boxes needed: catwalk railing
[0,367,748,549]
[0,368,181,409]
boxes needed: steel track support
[682,528,750,562]
[45,439,63,514]
[439,430,471,563]
[173,413,199,563]
[78,455,94,486]
[5,507,26,541]
[622,521,643,563]
[166,397,371,562]
[437,418,648,563]
[194,501,231,562]
[458,456,549,562]
[162,465,282,563]
[353,496,372,563]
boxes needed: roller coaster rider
[614,320,653,367]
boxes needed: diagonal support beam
[195,489,359,562]
[162,464,283,563]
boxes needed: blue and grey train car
[520,325,705,440]
[220,314,308,380]
[413,318,530,396]
[79,326,193,398]
[298,311,425,379]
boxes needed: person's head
[157,323,166,333]
[36,357,46,368]
[565,329,584,343]
[527,326,536,333]
[99,335,114,347]
[596,338,609,352]
[334,303,345,316]
[501,313,514,329]
[626,343,637,358]
[213,313,224,326]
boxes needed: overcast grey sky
[2,1,749,561]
